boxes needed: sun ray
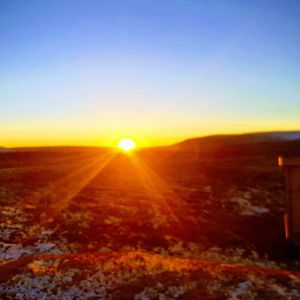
[128,153,188,226]
[26,150,116,225]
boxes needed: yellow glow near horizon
[0,118,299,148]
[118,138,137,151]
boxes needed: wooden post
[279,157,300,246]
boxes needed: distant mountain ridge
[172,131,300,157]
[263,132,300,141]
[176,131,300,146]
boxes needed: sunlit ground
[0,144,287,257]
[0,142,299,298]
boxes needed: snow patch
[230,197,269,216]
[0,242,65,259]
[229,281,252,299]
[35,242,56,252]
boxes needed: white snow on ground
[35,242,56,252]
[290,289,300,297]
[0,243,33,260]
[0,272,108,300]
[134,283,187,300]
[0,242,66,259]
[229,281,252,300]
[1,254,300,299]
[228,280,300,300]
[230,197,269,216]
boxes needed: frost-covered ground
[0,148,299,299]
[1,252,300,299]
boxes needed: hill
[169,131,300,158]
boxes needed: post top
[278,156,300,167]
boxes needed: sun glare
[118,138,136,152]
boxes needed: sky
[1,0,300,147]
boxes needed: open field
[1,134,300,299]
[3,0,300,298]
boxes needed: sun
[118,138,137,152]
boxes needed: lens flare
[118,138,136,151]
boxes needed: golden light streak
[128,153,190,227]
[26,150,116,225]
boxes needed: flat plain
[1,134,300,299]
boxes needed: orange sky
[1,117,299,148]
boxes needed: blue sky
[1,0,299,146]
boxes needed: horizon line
[1,129,300,150]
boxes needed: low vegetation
[1,135,300,298]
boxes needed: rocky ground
[0,147,299,299]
